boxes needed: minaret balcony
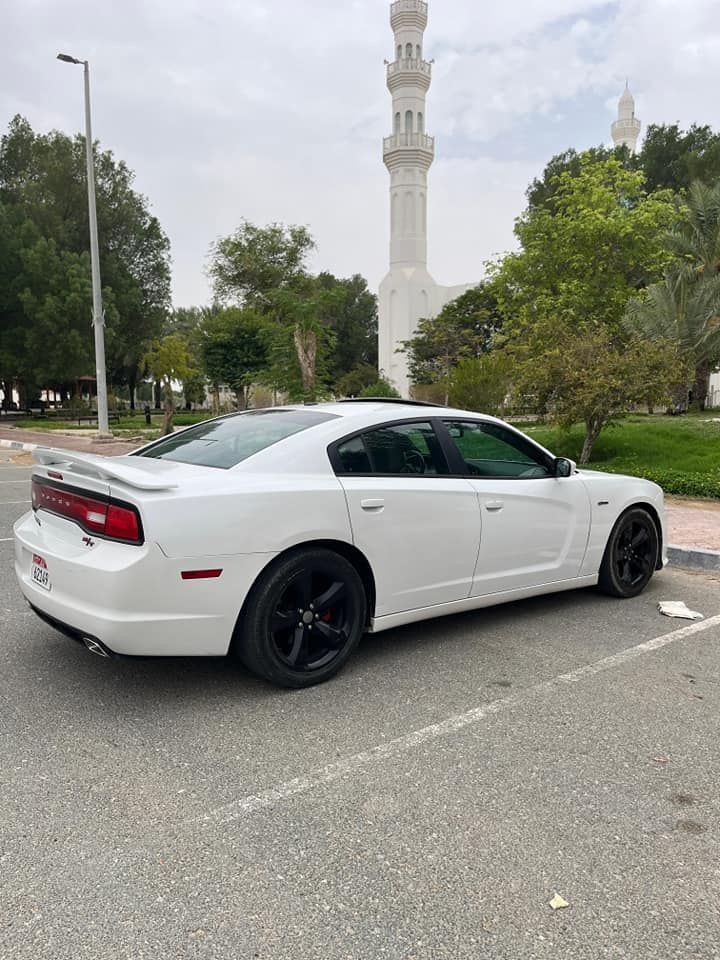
[386,57,432,93]
[611,118,641,139]
[383,132,435,170]
[390,0,428,31]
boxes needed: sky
[3,0,720,307]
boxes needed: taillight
[32,478,143,544]
[105,503,140,542]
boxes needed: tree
[511,328,688,463]
[496,156,677,340]
[0,201,31,406]
[144,335,196,435]
[666,180,720,278]
[625,181,720,408]
[314,272,378,386]
[263,281,338,400]
[448,353,513,417]
[525,145,627,212]
[491,155,681,457]
[639,124,720,194]
[402,283,503,400]
[335,363,381,398]
[209,222,325,399]
[18,237,95,387]
[0,115,171,407]
[197,307,268,410]
[526,124,720,214]
[208,221,314,309]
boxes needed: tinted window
[136,410,337,469]
[444,420,551,478]
[336,422,448,475]
[335,434,372,473]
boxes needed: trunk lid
[33,448,182,491]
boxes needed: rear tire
[234,548,367,688]
[598,508,659,598]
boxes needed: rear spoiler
[33,448,178,491]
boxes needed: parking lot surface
[1,452,719,960]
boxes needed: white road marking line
[0,480,30,484]
[195,614,720,826]
[1,501,31,505]
[0,537,14,542]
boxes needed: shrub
[358,378,400,399]
[448,353,513,416]
[599,465,720,499]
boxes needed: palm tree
[666,181,720,281]
[625,272,720,408]
[626,181,720,409]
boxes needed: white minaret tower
[378,0,436,396]
[377,1,472,396]
[611,81,641,153]
[384,2,434,269]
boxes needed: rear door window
[335,421,448,475]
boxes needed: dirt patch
[10,452,34,466]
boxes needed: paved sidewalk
[666,497,720,552]
[0,425,139,457]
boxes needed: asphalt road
[1,450,719,960]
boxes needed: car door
[330,420,481,617]
[440,419,591,596]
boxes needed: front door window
[444,420,551,479]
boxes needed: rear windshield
[135,409,338,469]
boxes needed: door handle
[361,499,385,511]
[485,500,504,511]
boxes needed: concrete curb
[0,438,47,453]
[668,545,720,573]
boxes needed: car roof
[280,400,502,423]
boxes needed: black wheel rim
[269,567,355,672]
[613,518,654,588]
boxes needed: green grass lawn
[518,413,720,498]
[12,411,210,432]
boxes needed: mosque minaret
[378,0,471,397]
[611,81,642,153]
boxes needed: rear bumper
[14,510,274,657]
[27,603,116,658]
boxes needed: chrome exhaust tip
[83,637,110,658]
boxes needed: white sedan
[14,400,666,687]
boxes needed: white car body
[13,402,667,659]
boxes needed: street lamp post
[57,53,110,436]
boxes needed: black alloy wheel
[598,508,659,598]
[235,548,367,687]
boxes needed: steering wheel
[401,449,426,474]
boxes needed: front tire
[598,508,659,598]
[234,548,367,688]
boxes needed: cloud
[1,0,719,306]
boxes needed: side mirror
[554,457,576,478]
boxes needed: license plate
[31,553,51,592]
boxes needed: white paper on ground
[658,601,704,621]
